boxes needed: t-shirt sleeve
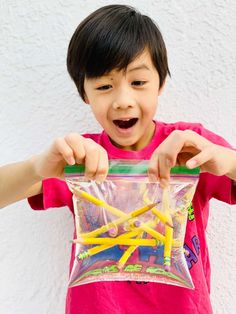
[28,178,74,213]
[197,172,236,205]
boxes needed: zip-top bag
[65,160,200,289]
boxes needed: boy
[2,4,236,314]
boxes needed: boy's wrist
[226,149,236,181]
[28,155,44,182]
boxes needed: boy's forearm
[0,158,43,209]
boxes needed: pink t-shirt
[29,121,236,314]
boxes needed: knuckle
[75,154,85,163]
[148,165,157,174]
[172,129,195,140]
[64,133,75,141]
[183,129,195,137]
[96,167,107,176]
[205,144,214,154]
[65,132,80,143]
[158,150,166,158]
[100,151,108,161]
[64,152,73,160]
[85,139,105,153]
[171,130,183,138]
[86,144,98,155]
[85,168,96,178]
[53,137,63,148]
[159,151,172,162]
[84,138,96,147]
[166,157,175,167]
[84,138,95,144]
[100,146,108,154]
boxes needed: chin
[110,137,135,149]
[119,140,141,151]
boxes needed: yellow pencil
[164,225,173,270]
[123,218,141,231]
[74,188,127,218]
[117,232,143,269]
[151,207,173,228]
[74,237,158,246]
[161,187,173,270]
[79,201,158,238]
[77,229,141,260]
[74,188,158,221]
[140,224,166,243]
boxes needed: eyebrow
[93,63,151,80]
[127,64,151,72]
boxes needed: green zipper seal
[64,161,200,175]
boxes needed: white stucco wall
[0,0,235,313]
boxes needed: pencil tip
[149,203,158,209]
[167,222,174,228]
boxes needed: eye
[132,81,146,86]
[96,85,112,90]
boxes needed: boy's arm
[0,133,109,209]
[0,159,43,209]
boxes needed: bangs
[83,13,146,77]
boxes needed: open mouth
[113,118,138,129]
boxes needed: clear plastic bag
[65,160,199,289]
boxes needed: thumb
[186,149,211,169]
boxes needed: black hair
[67,4,170,100]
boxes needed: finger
[161,132,188,165]
[95,149,109,182]
[186,146,212,169]
[148,153,159,182]
[151,136,181,184]
[84,139,100,179]
[64,133,86,164]
[52,138,75,165]
[158,153,172,188]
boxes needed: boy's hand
[32,133,109,181]
[148,130,236,187]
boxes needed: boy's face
[84,49,163,151]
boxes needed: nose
[112,88,136,110]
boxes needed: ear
[83,93,90,105]
[158,79,166,96]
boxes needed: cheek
[142,95,158,115]
[90,105,107,123]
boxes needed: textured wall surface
[0,0,235,313]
